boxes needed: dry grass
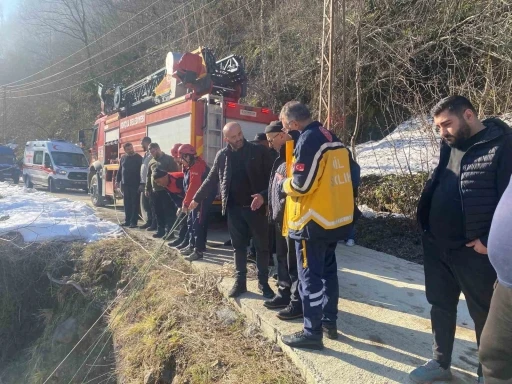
[109,237,302,384]
[1,234,303,384]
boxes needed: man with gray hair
[279,101,357,350]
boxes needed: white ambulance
[23,140,89,192]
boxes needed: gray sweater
[146,152,178,192]
[140,151,152,184]
[488,175,512,288]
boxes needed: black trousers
[480,282,512,384]
[275,224,301,308]
[423,233,496,377]
[227,205,269,284]
[122,184,140,225]
[152,190,177,234]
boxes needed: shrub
[358,173,429,218]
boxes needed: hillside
[1,0,512,149]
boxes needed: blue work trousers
[295,240,339,339]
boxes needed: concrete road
[50,189,480,384]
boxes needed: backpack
[349,153,361,198]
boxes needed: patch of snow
[0,182,122,243]
[359,204,406,219]
[356,117,440,177]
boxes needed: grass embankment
[0,236,303,384]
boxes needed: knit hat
[264,120,284,134]
[153,168,168,179]
[254,132,268,142]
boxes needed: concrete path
[51,190,480,384]
[194,226,479,384]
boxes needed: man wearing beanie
[264,120,303,320]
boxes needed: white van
[23,140,89,192]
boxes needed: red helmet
[171,143,182,158]
[178,144,197,156]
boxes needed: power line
[9,0,213,94]
[1,0,165,88]
[9,0,198,92]
[8,0,256,100]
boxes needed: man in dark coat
[263,120,303,320]
[116,142,143,228]
[189,122,275,299]
[411,95,512,384]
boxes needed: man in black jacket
[116,142,143,228]
[411,95,512,384]
[190,122,275,299]
[263,121,303,320]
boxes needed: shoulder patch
[295,163,305,172]
[319,126,333,142]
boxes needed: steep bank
[0,236,303,384]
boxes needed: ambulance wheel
[90,174,105,207]
[24,175,33,189]
[48,178,57,193]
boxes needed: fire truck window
[92,126,98,146]
[33,151,44,165]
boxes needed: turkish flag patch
[294,163,305,172]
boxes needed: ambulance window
[33,151,44,165]
[44,153,52,167]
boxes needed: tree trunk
[350,1,362,160]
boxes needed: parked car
[0,145,21,184]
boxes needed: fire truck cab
[80,47,277,208]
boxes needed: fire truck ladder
[113,68,166,113]
[99,47,247,115]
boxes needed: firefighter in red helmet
[178,144,215,261]
[171,143,183,166]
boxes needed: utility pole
[318,0,335,130]
[319,0,347,132]
[2,86,6,144]
[341,0,346,132]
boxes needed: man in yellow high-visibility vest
[279,101,356,350]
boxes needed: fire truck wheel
[90,174,105,207]
[48,178,57,193]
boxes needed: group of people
[116,138,213,261]
[116,96,512,384]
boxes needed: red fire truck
[79,47,278,208]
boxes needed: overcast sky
[1,0,19,19]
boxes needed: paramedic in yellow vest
[279,101,355,350]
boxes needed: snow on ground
[0,182,122,243]
[359,204,406,219]
[356,117,440,177]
